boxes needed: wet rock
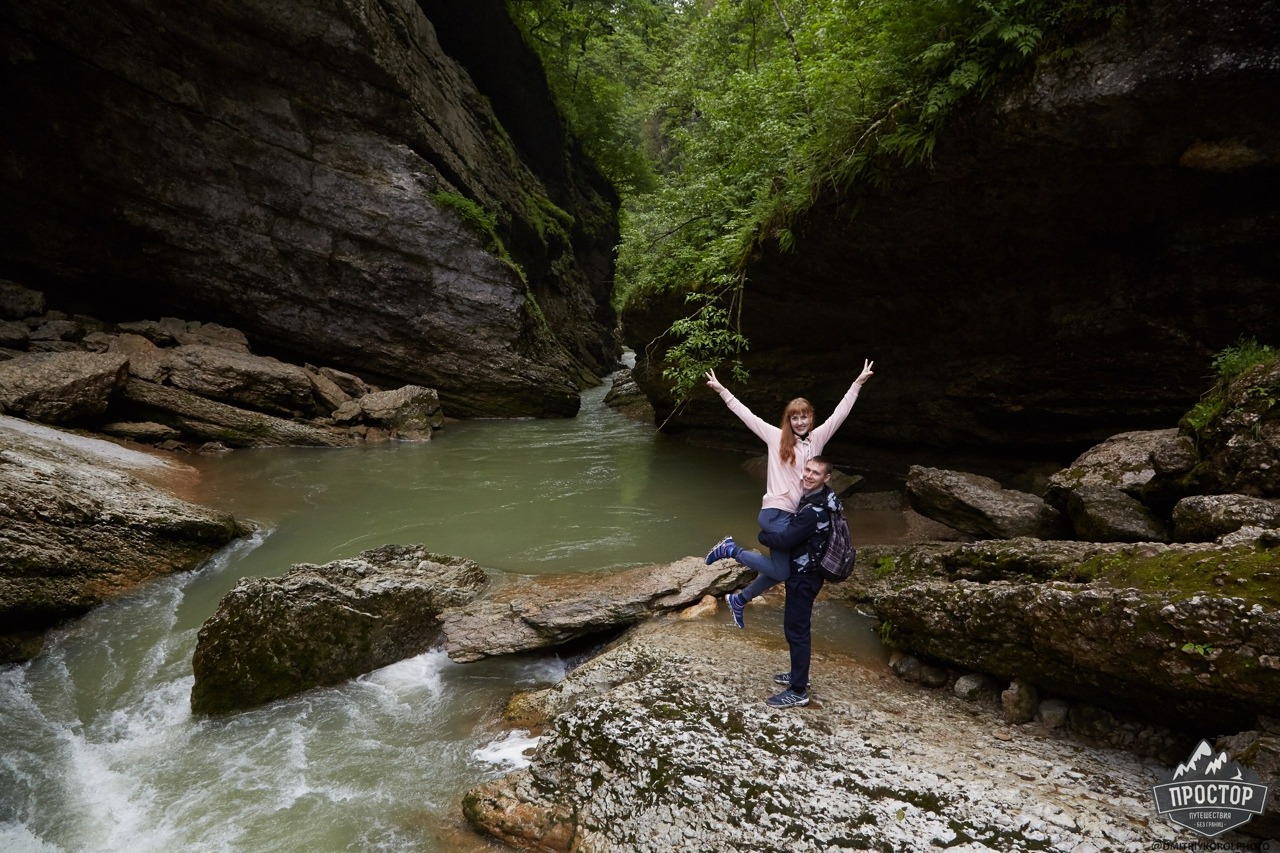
[190,545,488,716]
[1065,484,1169,543]
[602,369,654,423]
[1172,494,1280,542]
[354,386,443,439]
[0,415,245,664]
[0,280,45,320]
[905,465,1065,540]
[440,557,751,662]
[119,377,352,447]
[0,351,128,423]
[165,344,316,417]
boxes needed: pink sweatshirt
[717,382,863,512]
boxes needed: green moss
[1076,547,1280,607]
[430,191,528,284]
[873,556,898,578]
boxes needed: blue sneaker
[765,688,810,708]
[773,672,792,686]
[725,592,745,628]
[705,536,737,564]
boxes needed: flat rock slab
[464,616,1210,852]
[441,557,751,662]
[0,415,244,663]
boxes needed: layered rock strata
[1,0,619,417]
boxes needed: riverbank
[465,606,1210,852]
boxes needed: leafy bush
[1182,336,1280,436]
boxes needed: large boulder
[118,377,352,447]
[441,557,751,662]
[349,385,444,439]
[0,0,618,417]
[190,545,488,716]
[0,351,128,423]
[1044,428,1195,511]
[1173,494,1280,543]
[624,0,1280,463]
[1064,484,1169,543]
[164,344,317,417]
[905,465,1064,540]
[842,537,1280,731]
[0,415,245,663]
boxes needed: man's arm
[758,507,819,552]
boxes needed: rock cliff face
[0,0,619,417]
[625,0,1280,463]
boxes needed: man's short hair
[809,455,834,474]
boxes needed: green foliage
[1181,642,1215,657]
[1182,336,1280,436]
[512,0,1127,400]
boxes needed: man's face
[789,411,813,437]
[802,460,831,491]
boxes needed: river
[0,377,897,852]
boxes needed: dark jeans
[783,571,825,695]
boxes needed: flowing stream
[0,377,897,852]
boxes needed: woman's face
[789,411,812,437]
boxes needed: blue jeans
[737,508,792,601]
[783,571,825,695]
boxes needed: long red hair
[778,398,814,465]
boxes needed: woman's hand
[854,359,874,387]
[705,368,726,394]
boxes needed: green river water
[0,377,897,852]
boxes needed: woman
[704,359,873,627]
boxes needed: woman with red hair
[704,359,873,627]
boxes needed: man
[708,456,840,708]
[758,455,839,708]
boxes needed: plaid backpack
[819,506,856,582]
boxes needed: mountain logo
[1152,739,1269,838]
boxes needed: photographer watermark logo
[1152,740,1269,838]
